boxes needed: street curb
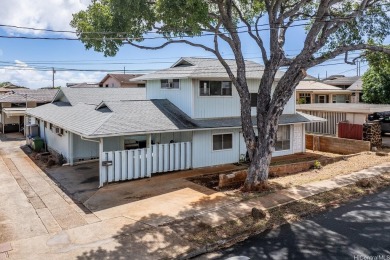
[177,171,390,259]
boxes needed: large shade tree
[362,48,390,104]
[71,0,390,191]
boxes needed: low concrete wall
[219,156,347,189]
[306,134,370,155]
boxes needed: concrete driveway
[0,135,243,259]
[45,161,243,219]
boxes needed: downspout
[79,136,104,188]
[99,138,104,188]
[43,121,48,152]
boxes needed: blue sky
[0,0,374,89]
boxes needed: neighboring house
[27,57,324,187]
[0,88,17,95]
[66,82,100,88]
[347,78,363,103]
[0,89,57,133]
[323,75,361,89]
[296,80,352,104]
[297,103,390,135]
[99,74,145,88]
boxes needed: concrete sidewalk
[2,145,390,260]
[3,163,390,259]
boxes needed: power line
[0,53,362,67]
[0,3,388,35]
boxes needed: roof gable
[132,57,284,81]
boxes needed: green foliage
[298,98,307,104]
[313,160,322,170]
[0,82,25,88]
[362,48,390,104]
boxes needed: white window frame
[212,133,233,151]
[275,125,291,151]
[161,79,180,89]
[199,80,232,97]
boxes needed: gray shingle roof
[347,78,363,91]
[132,57,285,81]
[0,89,58,103]
[27,98,324,138]
[323,76,361,87]
[56,88,146,106]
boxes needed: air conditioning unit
[55,127,64,136]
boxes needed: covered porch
[81,132,194,187]
[1,108,26,133]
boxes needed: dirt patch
[187,152,390,196]
[181,173,390,248]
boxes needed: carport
[1,108,26,133]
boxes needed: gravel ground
[272,151,390,187]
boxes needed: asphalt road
[202,187,390,260]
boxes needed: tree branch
[344,51,364,65]
[310,44,390,67]
[126,40,216,54]
[231,1,268,64]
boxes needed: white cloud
[0,0,91,35]
[0,60,104,89]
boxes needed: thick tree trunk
[242,117,277,191]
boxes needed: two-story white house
[27,57,324,187]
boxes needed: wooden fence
[338,122,363,140]
[99,142,192,186]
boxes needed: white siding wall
[146,79,194,117]
[39,120,45,139]
[192,79,295,118]
[237,124,296,158]
[103,136,123,152]
[73,134,99,160]
[346,113,367,125]
[192,129,241,168]
[45,124,69,160]
[147,78,296,119]
[152,131,193,144]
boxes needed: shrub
[313,160,322,169]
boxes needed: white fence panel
[100,142,192,185]
[114,151,121,182]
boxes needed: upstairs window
[161,79,180,89]
[250,93,257,107]
[200,81,232,96]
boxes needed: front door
[318,95,327,103]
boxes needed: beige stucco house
[99,74,145,88]
[296,80,352,104]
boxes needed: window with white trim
[275,125,290,151]
[250,93,257,107]
[200,81,232,96]
[161,79,180,89]
[298,93,311,104]
[213,133,233,150]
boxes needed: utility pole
[52,68,56,88]
[124,66,126,74]
[356,61,361,76]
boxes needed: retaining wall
[306,134,370,155]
